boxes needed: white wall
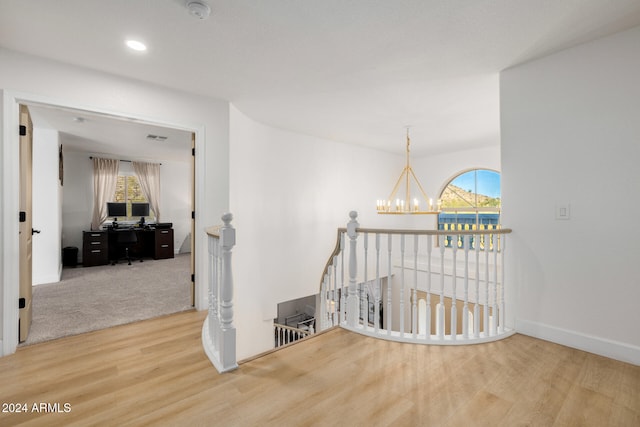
[413,145,501,200]
[60,150,93,257]
[1,48,229,353]
[160,160,192,254]
[32,128,62,285]
[230,105,401,359]
[501,26,640,364]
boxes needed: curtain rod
[89,156,161,165]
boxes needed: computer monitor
[131,202,150,224]
[107,202,127,219]
[131,202,150,217]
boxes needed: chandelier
[376,129,440,215]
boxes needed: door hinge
[191,211,195,219]
[191,274,195,282]
[19,211,26,222]
[192,147,195,156]
[19,125,26,136]
[19,298,26,309]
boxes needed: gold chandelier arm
[408,166,430,202]
[387,167,409,202]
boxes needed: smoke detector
[186,1,211,20]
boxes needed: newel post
[219,212,236,369]
[346,211,359,327]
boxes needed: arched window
[438,169,501,244]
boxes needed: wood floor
[1,310,638,427]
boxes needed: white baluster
[362,232,369,328]
[450,234,458,341]
[400,234,405,336]
[499,234,506,333]
[412,234,418,339]
[425,235,432,341]
[332,255,338,326]
[484,232,490,336]
[375,233,381,334]
[492,234,499,336]
[437,235,445,340]
[346,211,359,327]
[387,233,393,333]
[473,234,480,338]
[340,233,346,324]
[463,234,470,340]
[320,276,328,331]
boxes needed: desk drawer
[154,229,174,259]
[82,231,109,266]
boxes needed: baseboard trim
[516,319,640,366]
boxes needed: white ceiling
[2,0,640,159]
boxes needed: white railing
[202,213,237,373]
[319,211,514,344]
[274,323,313,348]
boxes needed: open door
[19,104,33,342]
[190,133,196,306]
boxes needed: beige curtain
[90,157,120,230]
[133,161,161,221]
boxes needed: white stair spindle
[463,235,470,340]
[474,231,480,338]
[340,232,346,324]
[412,235,419,339]
[362,232,369,327]
[484,232,490,336]
[492,234,499,336]
[437,235,446,340]
[425,235,432,341]
[499,234,506,333]
[331,255,341,326]
[320,276,328,330]
[400,234,406,336]
[375,233,381,334]
[450,235,458,341]
[387,233,393,334]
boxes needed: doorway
[3,94,204,353]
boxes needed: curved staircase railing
[318,211,514,344]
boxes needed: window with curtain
[113,175,155,218]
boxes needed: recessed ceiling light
[125,40,147,52]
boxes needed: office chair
[111,229,143,265]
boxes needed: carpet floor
[20,253,193,346]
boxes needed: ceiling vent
[186,1,211,20]
[146,134,168,141]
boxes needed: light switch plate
[556,204,570,220]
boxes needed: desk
[82,227,174,266]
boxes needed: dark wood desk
[82,227,174,266]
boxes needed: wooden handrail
[319,226,512,291]
[353,227,512,236]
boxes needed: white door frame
[1,90,207,356]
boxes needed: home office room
[24,104,194,346]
